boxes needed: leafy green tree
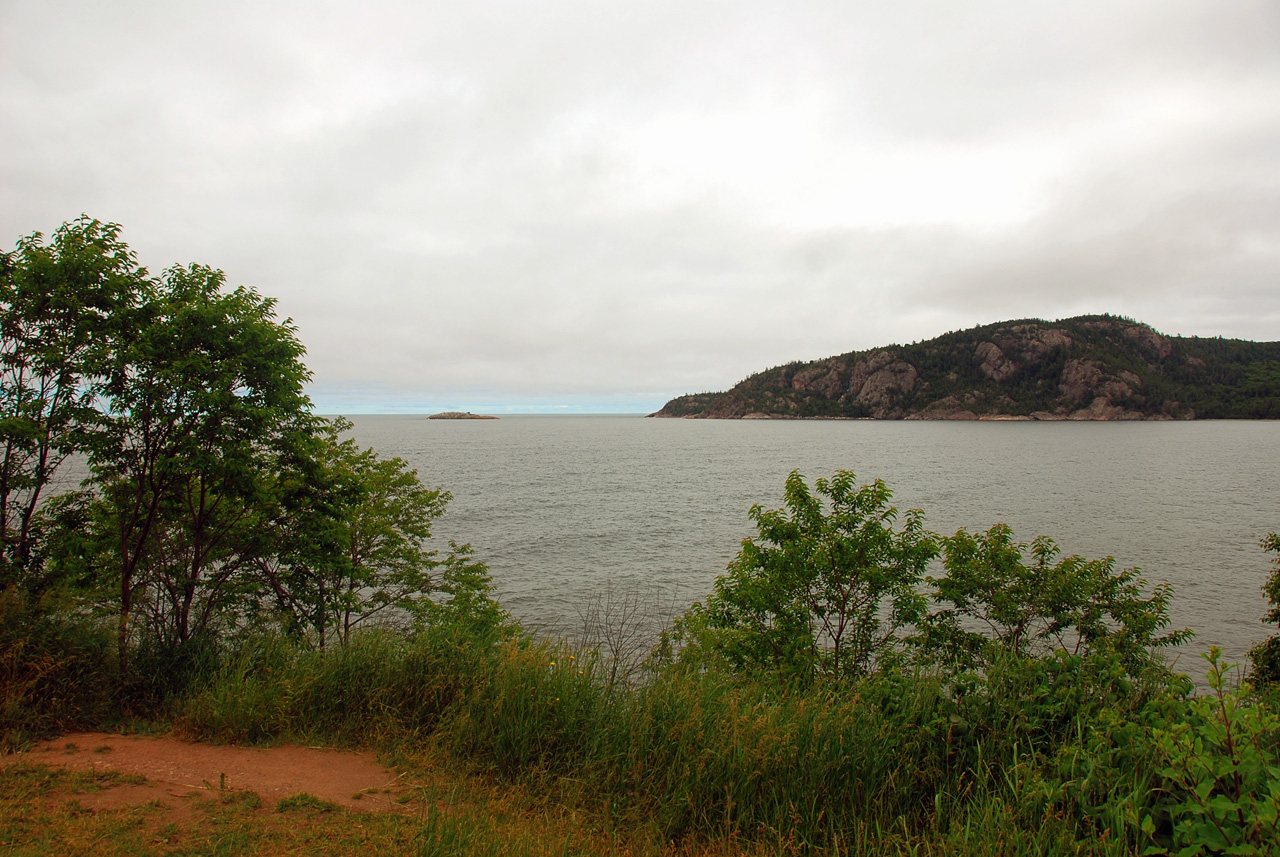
[1247,532,1280,686]
[421,543,518,643]
[253,419,452,649]
[672,470,937,684]
[923,523,1189,674]
[0,218,147,590]
[129,489,264,652]
[1259,532,1280,626]
[86,262,313,673]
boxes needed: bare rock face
[1060,359,1105,404]
[843,350,897,398]
[976,341,1018,382]
[1098,378,1135,401]
[1124,325,1173,360]
[791,361,845,397]
[1057,360,1146,419]
[999,325,1072,363]
[908,396,978,420]
[1038,328,1073,350]
[1070,397,1142,420]
[855,360,918,412]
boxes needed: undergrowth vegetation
[5,468,1280,854]
[163,619,1280,854]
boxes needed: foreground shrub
[0,588,114,745]
[922,523,1190,678]
[122,631,225,715]
[1249,532,1280,688]
[1144,650,1280,854]
[1056,651,1280,855]
[665,471,937,686]
[181,625,498,745]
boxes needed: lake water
[344,415,1280,676]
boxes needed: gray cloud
[3,0,1277,411]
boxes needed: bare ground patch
[3,731,415,826]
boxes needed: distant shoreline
[646,412,1185,421]
[428,411,499,420]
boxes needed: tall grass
[8,599,1272,855]
[179,627,1170,850]
[180,626,496,746]
[0,588,115,747]
[434,641,1188,848]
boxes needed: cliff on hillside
[651,315,1280,421]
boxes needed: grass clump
[179,624,502,747]
[0,589,115,748]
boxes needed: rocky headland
[652,315,1279,421]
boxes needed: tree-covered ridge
[653,315,1280,419]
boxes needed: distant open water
[347,415,1279,677]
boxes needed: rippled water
[345,415,1280,672]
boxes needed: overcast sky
[3,1,1278,413]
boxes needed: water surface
[345,415,1280,673]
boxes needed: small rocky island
[427,411,499,420]
[652,315,1280,421]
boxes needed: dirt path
[4,732,414,820]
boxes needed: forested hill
[652,315,1280,420]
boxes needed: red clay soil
[3,732,413,817]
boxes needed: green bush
[181,626,495,746]
[1249,533,1280,688]
[122,631,225,714]
[1053,650,1280,855]
[1249,636,1280,689]
[666,471,937,686]
[0,588,115,745]
[923,524,1190,676]
[1143,649,1280,855]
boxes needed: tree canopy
[1,218,493,686]
[0,217,148,590]
[669,470,937,684]
[666,469,1191,689]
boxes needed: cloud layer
[4,1,1277,412]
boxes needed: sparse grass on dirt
[1,741,835,857]
[0,758,587,857]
